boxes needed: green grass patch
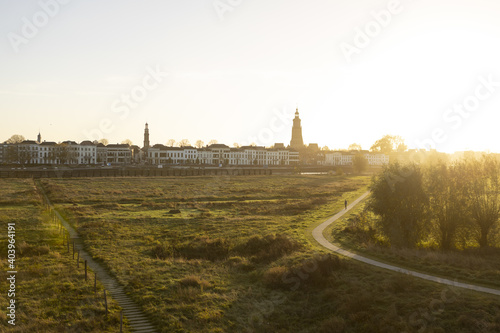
[32,175,500,332]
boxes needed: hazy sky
[1,0,500,152]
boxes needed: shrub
[263,254,345,290]
[263,266,289,288]
[175,237,231,261]
[236,234,302,263]
[152,243,173,260]
[18,241,50,257]
[226,256,255,272]
[179,275,211,289]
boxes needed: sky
[1,0,500,153]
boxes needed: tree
[208,139,218,146]
[98,138,109,146]
[4,145,18,164]
[5,134,25,144]
[121,139,133,146]
[195,140,204,148]
[352,154,368,174]
[368,163,429,248]
[321,146,330,151]
[348,143,362,151]
[233,142,241,148]
[56,143,70,164]
[370,135,407,154]
[462,156,500,248]
[178,139,190,147]
[425,162,469,250]
[167,139,176,147]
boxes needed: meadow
[34,174,500,332]
[0,179,123,332]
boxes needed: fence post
[104,290,108,315]
[85,260,87,281]
[72,242,75,259]
[77,251,80,268]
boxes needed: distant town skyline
[2,0,500,153]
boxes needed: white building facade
[324,152,389,166]
[147,144,299,166]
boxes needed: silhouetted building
[143,123,150,149]
[289,108,304,149]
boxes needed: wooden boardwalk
[36,181,158,332]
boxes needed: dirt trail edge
[312,191,500,297]
[35,180,158,332]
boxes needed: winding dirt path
[312,191,500,297]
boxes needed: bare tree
[178,139,190,147]
[5,134,25,144]
[233,142,241,148]
[321,146,330,151]
[352,154,368,174]
[426,162,469,250]
[195,140,204,148]
[208,139,218,145]
[98,138,109,146]
[121,139,133,146]
[462,156,500,248]
[56,143,70,164]
[167,139,176,147]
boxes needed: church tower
[289,108,304,149]
[37,131,42,144]
[143,123,150,149]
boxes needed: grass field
[32,174,500,332]
[0,179,123,332]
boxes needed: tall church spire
[290,108,304,149]
[143,123,150,149]
[37,131,42,144]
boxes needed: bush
[18,241,50,257]
[236,234,302,263]
[179,275,211,289]
[263,254,345,290]
[262,266,289,288]
[175,237,231,261]
[152,243,173,260]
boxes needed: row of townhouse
[0,140,133,165]
[0,141,299,166]
[324,151,389,166]
[147,144,300,166]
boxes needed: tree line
[368,156,500,250]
